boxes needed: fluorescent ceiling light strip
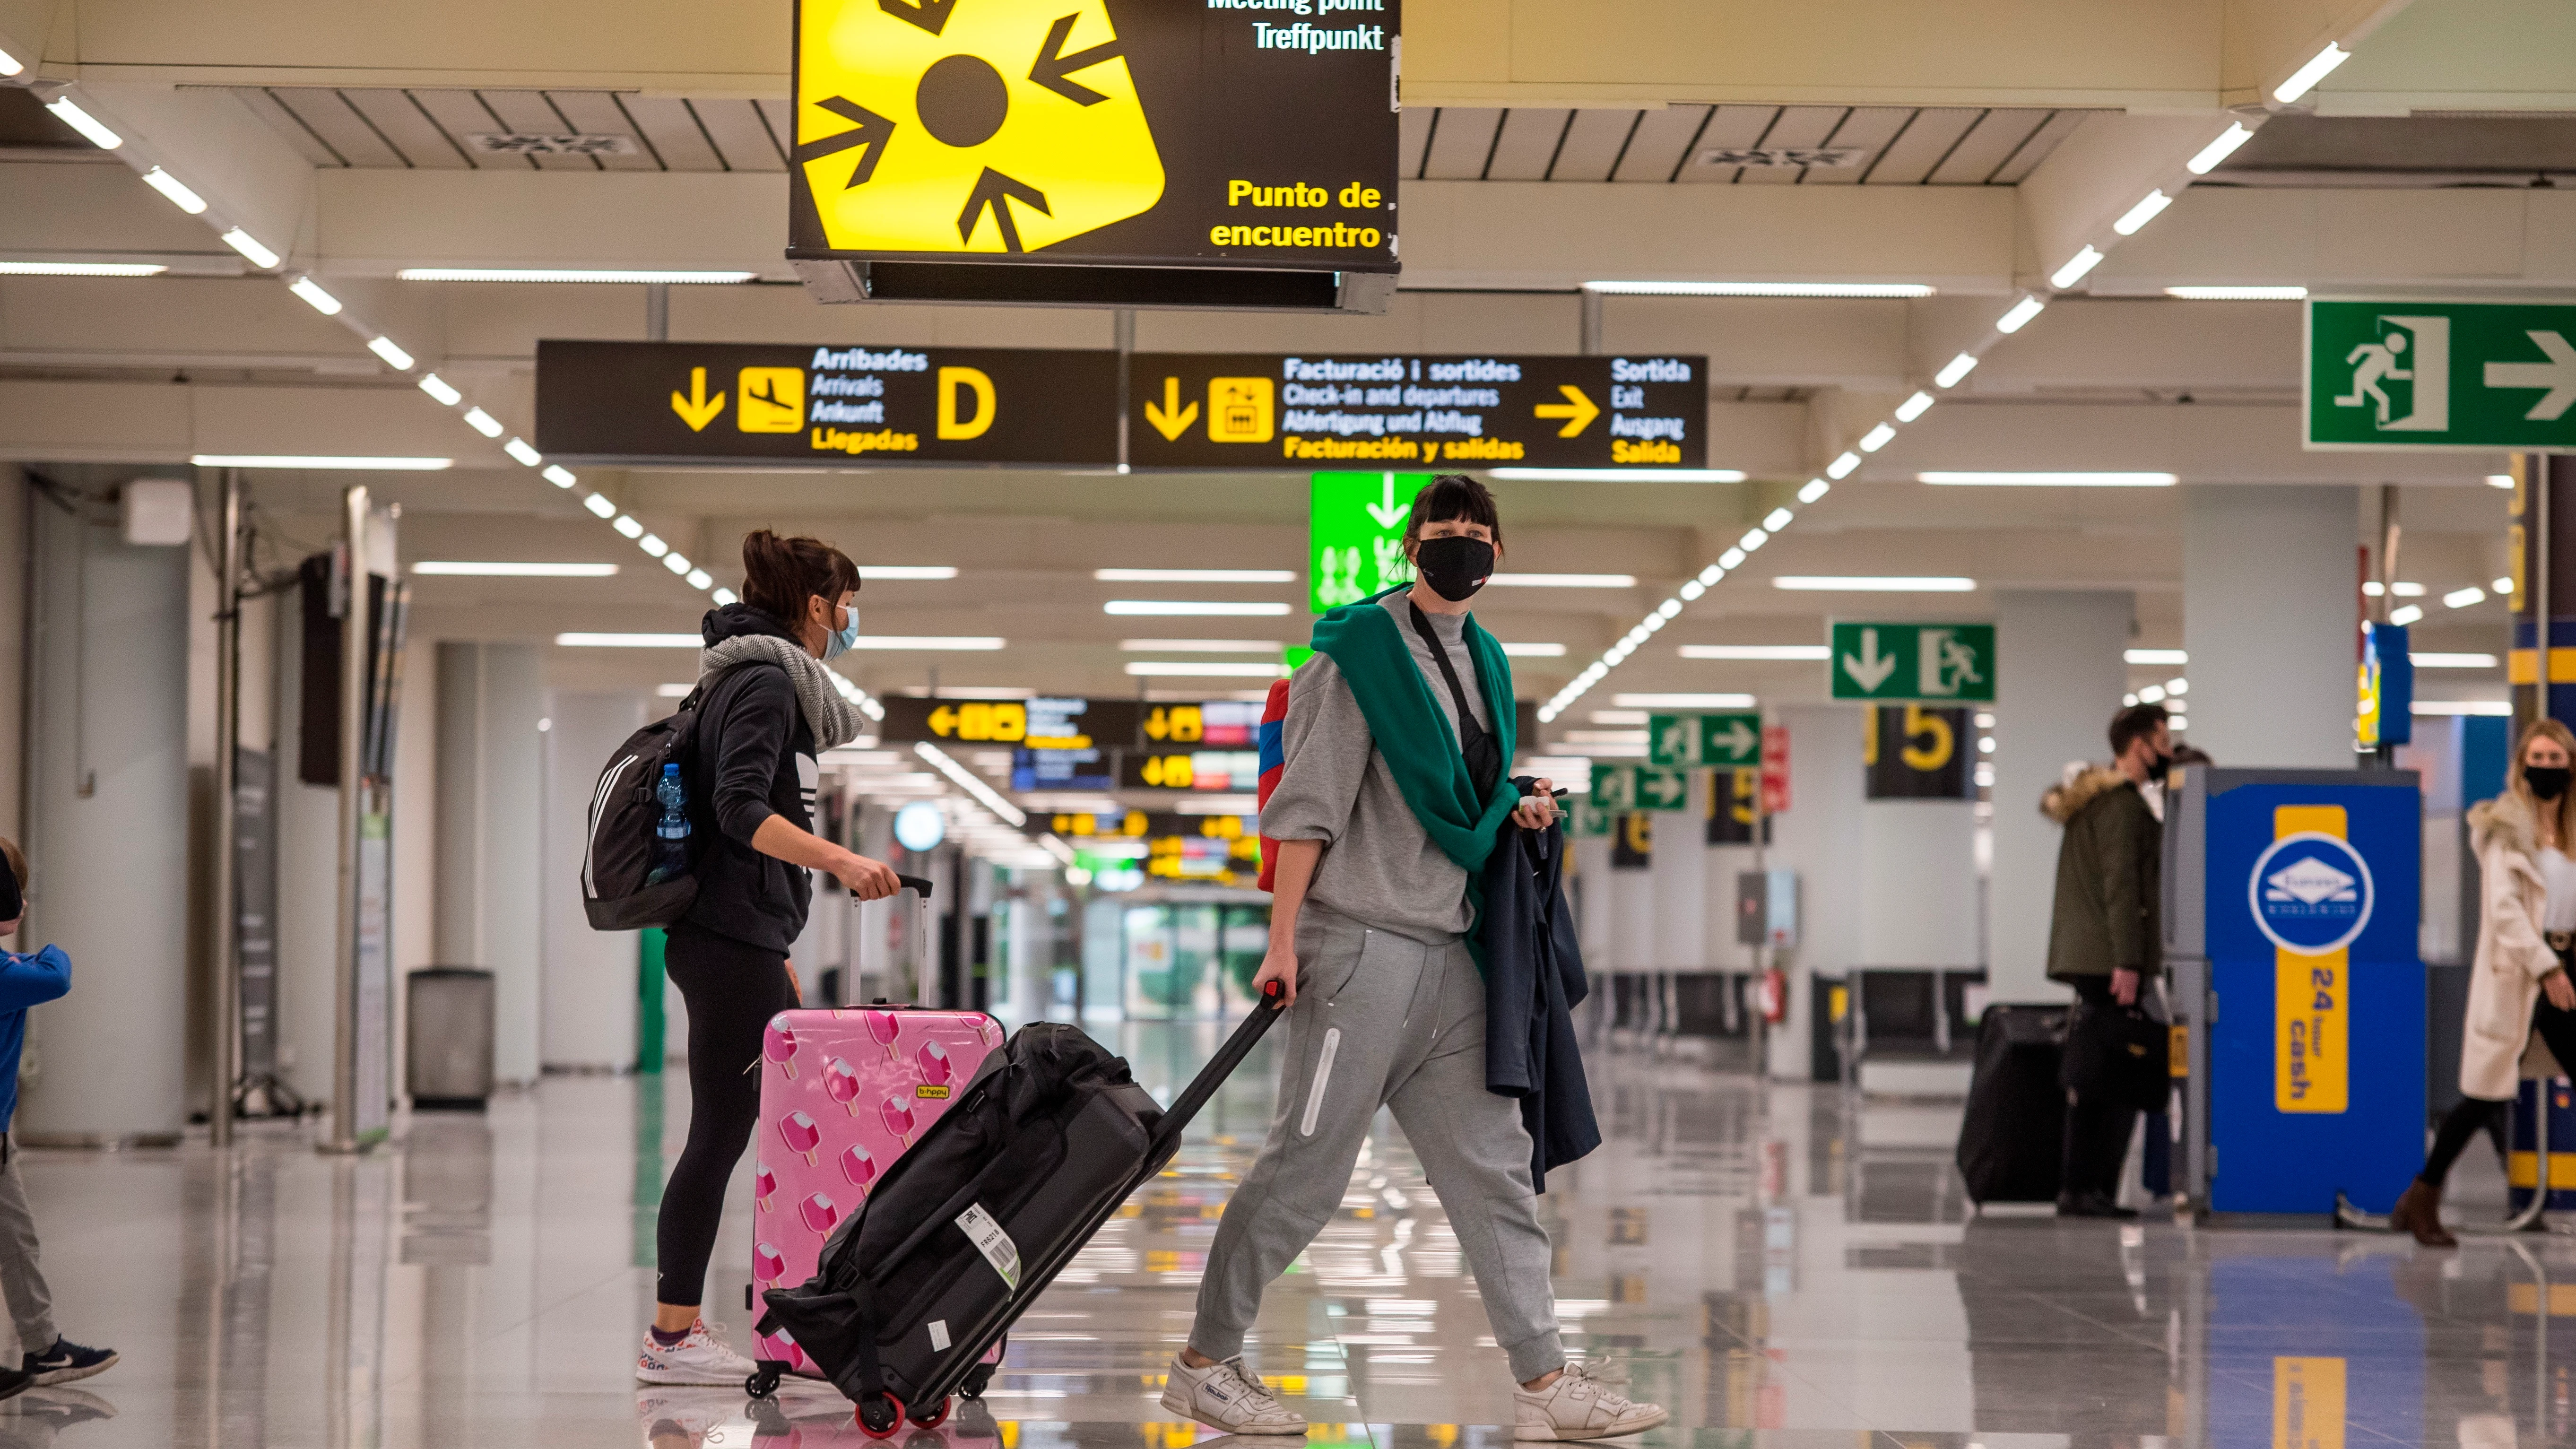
[189,454,451,470]
[1826,452,1861,479]
[418,373,463,406]
[2444,586,2486,608]
[220,228,279,269]
[663,553,693,575]
[542,464,578,487]
[2186,122,2255,175]
[2165,286,2307,300]
[1920,471,2176,487]
[2388,604,2424,626]
[915,741,1027,827]
[861,565,960,580]
[462,407,503,438]
[1797,479,1830,503]
[1581,280,1933,298]
[845,636,1006,650]
[43,98,121,149]
[583,493,616,518]
[2050,246,2104,289]
[713,588,738,606]
[412,561,619,577]
[395,268,757,284]
[2487,474,2516,490]
[555,633,700,648]
[0,261,165,276]
[2274,42,2350,104]
[287,277,342,315]
[2413,653,2498,668]
[1485,468,1747,482]
[2412,700,2510,716]
[0,43,20,76]
[637,533,668,557]
[1771,576,1977,592]
[2125,649,2187,665]
[503,437,543,467]
[1094,568,1294,582]
[1611,694,1755,709]
[366,336,415,371]
[1102,600,1292,616]
[1501,642,1567,657]
[1895,391,1935,422]
[1935,353,1979,388]
[139,166,208,215]
[1118,639,1282,652]
[1489,573,1637,588]
[1679,644,1830,660]
[1995,295,2045,333]
[686,569,713,589]
[1122,661,1289,677]
[1858,424,1896,453]
[2112,191,2173,236]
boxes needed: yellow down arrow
[671,367,726,432]
[1535,383,1600,438]
[1143,376,1199,441]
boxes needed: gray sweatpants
[1189,905,1565,1383]
[0,1141,56,1355]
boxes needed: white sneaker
[1159,1352,1308,1436]
[1513,1361,1669,1441]
[636,1319,759,1387]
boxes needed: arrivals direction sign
[1829,622,1995,703]
[2307,300,2576,451]
[1129,354,1709,470]
[877,694,1141,749]
[534,340,1118,466]
[1648,711,1761,768]
[788,0,1398,277]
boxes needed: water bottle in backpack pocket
[646,764,691,886]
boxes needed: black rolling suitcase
[758,981,1287,1435]
[1955,1004,2068,1206]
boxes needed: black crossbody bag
[1407,602,1502,799]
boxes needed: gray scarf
[698,635,865,750]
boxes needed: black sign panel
[1610,811,1654,869]
[534,340,1118,467]
[1128,353,1710,471]
[1705,767,1773,845]
[1864,705,1976,800]
[789,0,1399,275]
[877,695,1143,748]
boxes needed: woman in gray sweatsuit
[1161,476,1666,1442]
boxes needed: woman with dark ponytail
[637,529,902,1385]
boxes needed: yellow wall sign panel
[798,0,1163,255]
[2272,806,2352,1113]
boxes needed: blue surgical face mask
[824,600,861,660]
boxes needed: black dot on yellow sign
[918,55,1008,148]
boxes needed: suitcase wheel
[960,1334,1004,1400]
[855,1393,907,1439]
[745,1365,782,1400]
[908,1397,953,1430]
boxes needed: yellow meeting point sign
[797,0,1164,255]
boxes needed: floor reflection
[20,1020,2576,1445]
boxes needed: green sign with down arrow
[1649,711,1761,767]
[1309,472,1432,613]
[2307,300,2576,451]
[1829,621,1995,703]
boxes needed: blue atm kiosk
[2165,767,2423,1218]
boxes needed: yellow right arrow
[1534,383,1600,438]
[670,367,726,431]
[1143,376,1199,441]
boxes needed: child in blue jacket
[0,840,115,1389]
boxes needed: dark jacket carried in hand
[2042,766,2162,982]
[1478,800,1600,1190]
[679,605,816,954]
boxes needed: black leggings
[656,922,800,1308]
[2422,989,2576,1187]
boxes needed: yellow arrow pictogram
[671,367,726,432]
[1534,384,1600,438]
[1143,377,1198,441]
[927,704,959,736]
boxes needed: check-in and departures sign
[2307,300,2576,450]
[1130,354,1709,470]
[534,340,1118,466]
[1829,622,1995,703]
[789,0,1397,274]
[1649,711,1761,768]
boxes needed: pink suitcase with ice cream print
[748,998,1002,1390]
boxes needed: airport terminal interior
[4,0,2576,1443]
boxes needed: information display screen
[789,0,1400,275]
[1128,353,1710,470]
[534,340,1118,466]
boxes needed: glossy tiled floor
[10,1022,2576,1447]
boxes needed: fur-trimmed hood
[2040,763,2131,824]
[2471,789,2542,864]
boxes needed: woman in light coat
[2392,717,2576,1245]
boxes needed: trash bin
[408,967,496,1110]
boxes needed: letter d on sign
[938,367,996,440]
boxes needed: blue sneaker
[24,1338,115,1387]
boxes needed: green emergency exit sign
[2307,300,2576,451]
[1309,472,1430,613]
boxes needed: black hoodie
[679,604,819,954]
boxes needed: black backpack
[581,661,764,930]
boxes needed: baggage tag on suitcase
[751,875,1002,1382]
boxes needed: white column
[2183,484,2363,769]
[273,585,339,1105]
[1989,590,2134,1002]
[434,642,544,1085]
[1572,834,1613,964]
[1648,773,1709,972]
[17,495,191,1138]
[1764,704,1865,1079]
[539,691,646,1069]
[1859,798,1980,967]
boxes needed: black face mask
[2531,765,2572,801]
[1413,535,1495,602]
[2152,751,2177,783]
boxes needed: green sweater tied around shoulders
[1308,587,1522,898]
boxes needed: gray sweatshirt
[1262,593,1497,942]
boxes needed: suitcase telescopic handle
[896,874,934,900]
[1148,980,1288,1157]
